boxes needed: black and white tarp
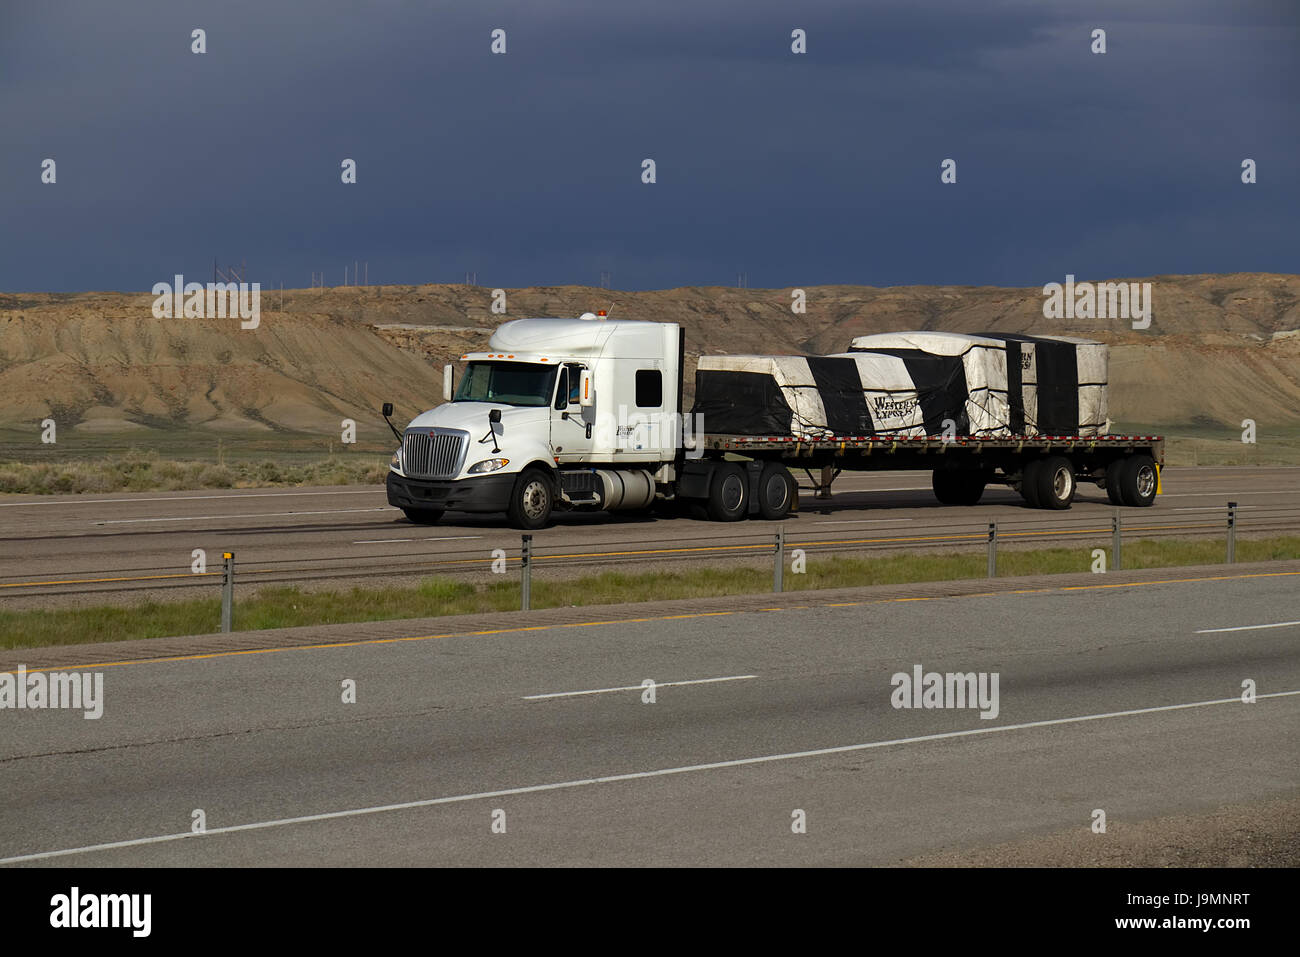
[843,332,1012,436]
[693,352,987,439]
[692,332,1109,440]
[971,333,1108,436]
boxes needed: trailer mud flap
[677,460,713,500]
[746,460,763,515]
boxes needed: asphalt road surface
[2,569,1296,866]
[1,466,1297,607]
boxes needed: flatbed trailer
[682,433,1165,512]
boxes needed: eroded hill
[2,273,1298,441]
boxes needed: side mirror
[442,364,455,402]
[579,369,594,408]
[489,408,502,423]
[381,402,401,441]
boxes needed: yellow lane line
[5,568,1299,676]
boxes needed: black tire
[507,467,554,529]
[706,463,748,522]
[1104,459,1125,506]
[933,469,987,506]
[1020,459,1044,508]
[933,469,961,505]
[757,464,796,520]
[1035,455,1076,510]
[1117,454,1158,507]
[402,507,444,525]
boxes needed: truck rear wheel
[507,468,554,529]
[1035,455,1076,510]
[757,464,796,519]
[1104,459,1125,506]
[1020,459,1044,508]
[402,507,444,525]
[1117,454,1158,507]
[933,469,986,506]
[706,463,748,522]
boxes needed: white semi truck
[383,314,1164,528]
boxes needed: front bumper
[386,470,516,514]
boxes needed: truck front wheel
[507,468,554,529]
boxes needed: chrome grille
[402,428,468,480]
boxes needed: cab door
[550,362,594,462]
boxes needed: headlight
[390,448,403,470]
[468,457,510,474]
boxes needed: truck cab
[385,314,685,528]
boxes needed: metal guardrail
[0,502,1295,629]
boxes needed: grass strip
[0,451,389,495]
[3,535,1298,650]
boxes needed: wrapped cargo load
[844,332,1012,436]
[973,334,1108,437]
[693,353,974,439]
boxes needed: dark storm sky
[1,0,1296,293]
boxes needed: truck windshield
[453,361,559,407]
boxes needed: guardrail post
[773,526,785,593]
[1226,501,1237,564]
[220,551,234,633]
[1112,510,1122,572]
[521,534,532,611]
[987,522,997,578]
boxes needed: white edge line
[353,535,482,545]
[813,519,915,526]
[523,674,758,700]
[3,688,1296,866]
[0,489,385,507]
[1195,620,1300,634]
[92,507,394,526]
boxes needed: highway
[1,568,1297,866]
[0,467,1297,607]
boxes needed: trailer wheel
[757,464,796,519]
[402,507,444,525]
[1020,459,1044,508]
[1036,455,1076,509]
[1117,454,1158,507]
[1104,459,1125,506]
[933,469,987,506]
[706,463,749,522]
[507,467,554,529]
